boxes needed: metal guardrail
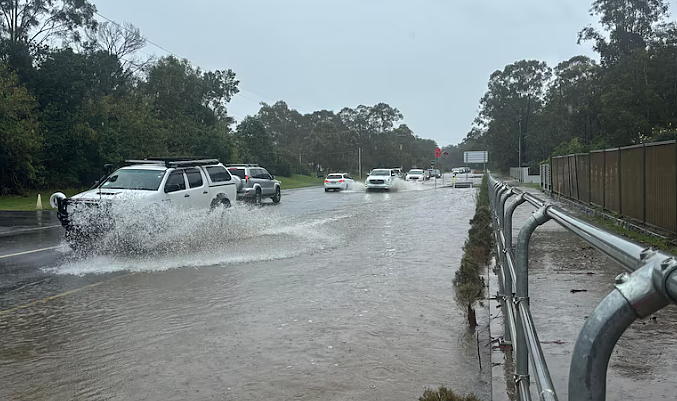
[489,175,677,401]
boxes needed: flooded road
[0,178,491,401]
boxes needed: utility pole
[358,147,362,179]
[518,119,522,168]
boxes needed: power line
[94,12,311,115]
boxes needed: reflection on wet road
[0,178,490,401]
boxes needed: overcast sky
[93,0,600,147]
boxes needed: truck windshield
[101,169,166,191]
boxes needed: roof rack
[225,164,259,167]
[125,158,220,168]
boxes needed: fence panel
[590,151,605,206]
[604,149,620,213]
[619,146,645,223]
[552,157,562,194]
[568,155,577,199]
[645,142,677,233]
[576,154,590,203]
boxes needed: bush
[270,161,292,177]
[453,174,492,327]
[419,386,483,401]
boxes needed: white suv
[365,168,399,190]
[50,158,238,248]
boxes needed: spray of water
[47,198,344,275]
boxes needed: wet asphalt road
[0,177,491,401]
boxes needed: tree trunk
[467,304,478,328]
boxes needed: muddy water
[0,182,491,401]
[505,188,677,400]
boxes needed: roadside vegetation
[0,0,440,196]
[277,175,325,190]
[440,0,677,172]
[418,386,482,401]
[0,188,88,211]
[453,175,492,328]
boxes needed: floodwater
[0,177,491,401]
[495,187,677,400]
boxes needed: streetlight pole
[358,147,362,179]
[518,119,522,168]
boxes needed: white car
[50,158,238,248]
[365,168,398,190]
[405,169,425,181]
[324,173,355,191]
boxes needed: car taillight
[325,179,329,183]
[338,179,344,183]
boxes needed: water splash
[47,199,343,275]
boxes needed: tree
[143,56,239,125]
[579,0,669,65]
[476,60,552,168]
[235,116,276,167]
[0,0,97,52]
[0,66,42,194]
[88,21,147,73]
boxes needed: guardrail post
[499,188,514,230]
[569,251,672,400]
[515,205,551,397]
[501,193,526,345]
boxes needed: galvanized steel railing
[489,175,677,401]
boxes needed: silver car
[226,164,281,204]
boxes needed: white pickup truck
[51,158,239,249]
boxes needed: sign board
[442,151,449,159]
[434,147,442,158]
[430,160,435,166]
[464,151,488,164]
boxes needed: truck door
[163,170,191,207]
[185,167,210,209]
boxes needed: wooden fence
[550,140,677,234]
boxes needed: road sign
[464,150,488,164]
[430,160,435,166]
[442,151,449,159]
[434,147,442,158]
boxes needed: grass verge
[0,188,87,211]
[278,174,325,190]
[536,188,677,254]
[582,212,677,254]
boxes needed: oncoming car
[324,173,355,191]
[405,169,425,181]
[365,168,398,190]
[50,158,238,249]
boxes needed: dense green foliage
[453,175,492,327]
[0,1,439,194]
[450,0,677,170]
[256,101,439,176]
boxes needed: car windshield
[327,174,343,179]
[101,169,166,191]
[408,171,423,175]
[370,169,390,176]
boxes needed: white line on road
[0,225,62,235]
[0,246,61,259]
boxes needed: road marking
[0,273,135,316]
[0,246,61,259]
[0,225,62,236]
